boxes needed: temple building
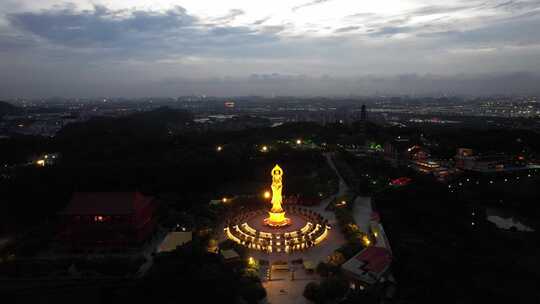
[342,246,392,288]
[58,192,156,249]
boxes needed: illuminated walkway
[262,268,318,304]
[245,199,346,263]
[352,196,372,233]
[326,152,373,233]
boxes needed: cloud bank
[0,0,539,97]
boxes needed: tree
[327,251,346,266]
[316,262,330,277]
[239,274,266,304]
[319,276,349,302]
[303,282,321,303]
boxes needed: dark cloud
[346,12,376,19]
[492,0,540,11]
[211,8,245,23]
[410,4,477,16]
[253,17,271,25]
[334,26,360,33]
[209,26,253,36]
[261,25,287,34]
[6,5,279,55]
[8,5,196,48]
[368,26,414,37]
[293,0,334,12]
[0,33,36,51]
[1,2,540,97]
[417,14,540,46]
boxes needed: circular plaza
[223,165,331,254]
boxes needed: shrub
[303,281,321,303]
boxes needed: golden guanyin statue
[264,165,291,227]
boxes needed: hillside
[0,101,22,117]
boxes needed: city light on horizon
[1,1,540,303]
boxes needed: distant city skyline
[1,0,540,97]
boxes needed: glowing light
[36,159,45,166]
[224,227,241,244]
[263,191,271,199]
[217,146,223,152]
[336,200,347,207]
[222,197,228,203]
[261,145,268,152]
[362,235,371,246]
[264,165,291,227]
[296,139,302,145]
[223,166,331,253]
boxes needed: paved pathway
[247,193,346,264]
[325,152,373,233]
[136,228,168,277]
[229,153,379,304]
[352,196,372,233]
[261,269,319,304]
[325,153,349,197]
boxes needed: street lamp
[248,257,256,268]
[362,235,371,246]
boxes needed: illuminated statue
[264,165,291,227]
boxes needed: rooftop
[157,232,193,253]
[342,246,392,285]
[221,249,240,260]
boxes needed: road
[352,196,373,233]
[262,268,318,304]
[324,153,349,197]
[325,153,373,232]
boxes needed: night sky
[1,0,540,97]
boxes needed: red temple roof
[62,192,153,215]
[391,177,412,186]
[356,247,392,273]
